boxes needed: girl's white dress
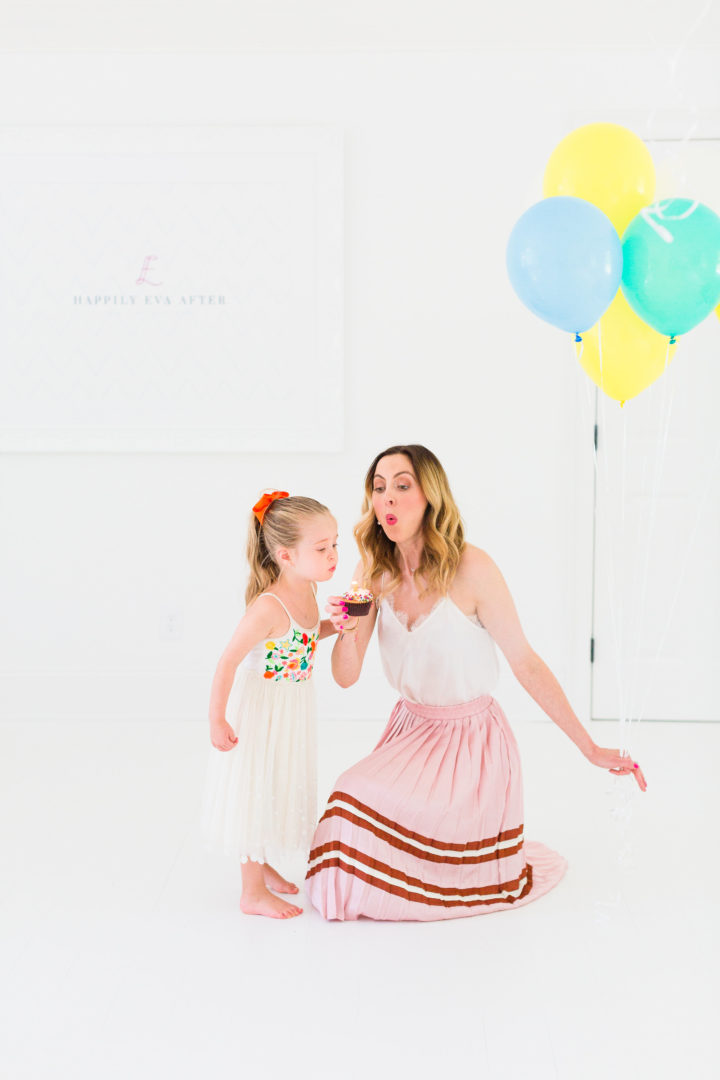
[202,593,320,865]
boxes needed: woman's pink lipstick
[385,514,397,526]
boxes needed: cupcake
[342,581,374,616]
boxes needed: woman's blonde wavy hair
[353,445,465,600]
[246,494,331,605]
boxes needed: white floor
[1,715,717,1080]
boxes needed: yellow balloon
[544,123,655,236]
[576,290,677,403]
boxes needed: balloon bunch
[506,123,720,403]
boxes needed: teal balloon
[621,199,720,338]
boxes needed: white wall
[1,29,719,727]
[2,0,719,51]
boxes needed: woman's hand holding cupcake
[326,582,374,634]
[325,595,354,633]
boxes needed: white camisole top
[377,593,500,707]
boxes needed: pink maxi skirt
[305,694,567,921]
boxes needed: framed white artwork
[0,126,343,452]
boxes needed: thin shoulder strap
[258,592,294,622]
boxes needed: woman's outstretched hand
[586,745,647,791]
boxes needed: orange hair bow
[252,490,289,525]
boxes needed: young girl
[203,490,338,919]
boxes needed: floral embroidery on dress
[263,627,318,682]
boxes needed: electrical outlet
[160,612,183,641]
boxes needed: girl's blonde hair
[353,444,465,599]
[246,494,331,605]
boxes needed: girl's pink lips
[385,514,397,526]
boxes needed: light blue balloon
[621,199,720,338]
[506,196,623,334]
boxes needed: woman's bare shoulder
[453,546,516,618]
[458,544,499,578]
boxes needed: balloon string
[618,391,629,750]
[597,317,603,392]
[586,379,598,721]
[576,348,605,725]
[643,0,711,144]
[597,307,627,745]
[633,332,720,724]
[593,335,628,753]
[594,402,621,720]
[625,340,675,732]
[635,428,720,723]
[578,353,637,917]
[586,363,637,902]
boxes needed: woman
[305,445,646,921]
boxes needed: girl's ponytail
[245,514,281,605]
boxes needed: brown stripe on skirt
[322,790,523,852]
[306,853,534,908]
[307,840,532,899]
[319,805,524,865]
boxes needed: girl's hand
[325,595,352,634]
[586,745,647,791]
[210,719,239,752]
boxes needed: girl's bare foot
[263,863,299,894]
[240,886,303,919]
